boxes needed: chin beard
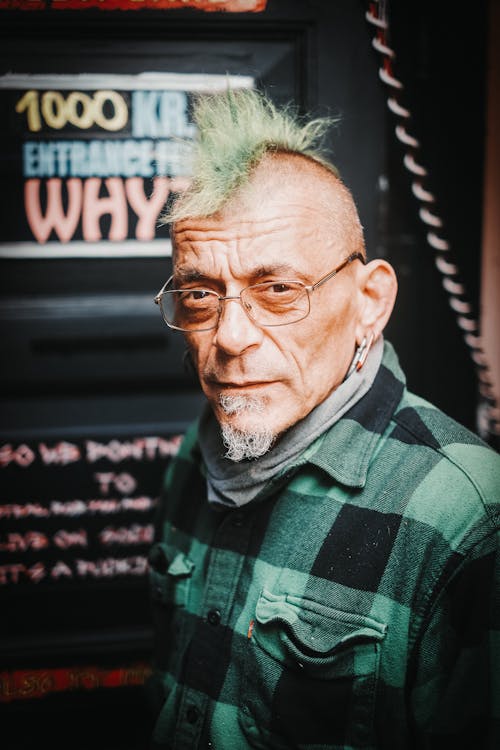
[221,423,275,462]
[218,393,275,461]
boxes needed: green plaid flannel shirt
[148,341,500,749]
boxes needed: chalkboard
[0,431,182,676]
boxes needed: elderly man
[148,89,500,749]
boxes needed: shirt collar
[192,340,406,496]
[301,341,406,488]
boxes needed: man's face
[172,181,363,444]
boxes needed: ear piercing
[344,332,375,380]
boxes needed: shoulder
[384,389,500,549]
[392,390,499,497]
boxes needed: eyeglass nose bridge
[215,291,255,325]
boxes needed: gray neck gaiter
[198,336,383,507]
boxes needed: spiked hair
[161,87,340,224]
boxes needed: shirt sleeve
[409,525,500,748]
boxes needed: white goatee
[218,393,275,461]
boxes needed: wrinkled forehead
[170,213,329,284]
[173,161,350,246]
[171,208,340,282]
[170,154,364,279]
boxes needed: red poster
[0,0,267,10]
[0,663,152,701]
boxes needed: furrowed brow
[173,263,305,286]
[251,263,302,279]
[173,268,207,285]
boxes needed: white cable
[419,207,443,227]
[449,297,473,314]
[373,37,395,57]
[366,0,499,440]
[395,124,419,147]
[471,350,488,367]
[403,153,427,176]
[443,277,466,295]
[379,66,403,89]
[435,255,459,275]
[464,332,482,348]
[412,180,435,202]
[388,96,410,118]
[427,232,450,251]
[365,8,388,29]
[457,316,479,333]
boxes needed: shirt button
[186,705,199,724]
[207,609,221,626]
[231,512,244,527]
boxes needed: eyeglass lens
[160,281,311,331]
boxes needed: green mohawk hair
[161,87,339,224]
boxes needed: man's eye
[250,282,302,308]
[179,290,214,305]
[191,290,210,300]
[264,282,303,297]
[257,282,300,296]
[269,283,293,294]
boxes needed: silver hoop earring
[344,333,375,380]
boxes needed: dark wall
[381,1,487,431]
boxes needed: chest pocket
[148,542,195,676]
[239,588,387,750]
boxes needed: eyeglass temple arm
[310,252,365,292]
[154,275,173,304]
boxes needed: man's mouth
[214,380,275,388]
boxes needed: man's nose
[213,297,263,355]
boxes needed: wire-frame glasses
[154,251,365,332]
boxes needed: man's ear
[355,259,398,343]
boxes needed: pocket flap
[255,588,387,656]
[168,550,195,577]
[149,543,194,605]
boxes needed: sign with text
[0,433,181,588]
[0,430,186,676]
[0,72,253,258]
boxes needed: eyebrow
[174,269,207,284]
[174,263,305,285]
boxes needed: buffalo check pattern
[147,341,500,749]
